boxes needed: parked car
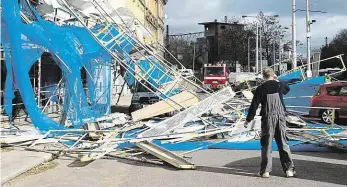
[309,82,347,123]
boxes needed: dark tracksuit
[246,80,294,174]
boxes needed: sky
[164,0,347,56]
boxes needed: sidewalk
[1,149,54,184]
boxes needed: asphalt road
[5,150,347,187]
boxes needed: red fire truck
[202,63,229,90]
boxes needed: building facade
[42,0,167,51]
[198,20,245,64]
[108,0,167,50]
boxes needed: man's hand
[244,121,249,128]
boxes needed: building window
[221,25,225,29]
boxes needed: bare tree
[249,11,286,65]
[219,26,254,69]
[321,29,347,70]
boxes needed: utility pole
[306,0,312,78]
[248,37,251,72]
[242,15,259,72]
[279,42,282,63]
[325,37,328,46]
[256,23,259,72]
[273,42,276,66]
[292,0,297,69]
[259,26,262,71]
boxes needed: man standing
[244,67,294,178]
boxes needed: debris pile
[0,0,346,169]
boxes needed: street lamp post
[306,0,312,78]
[273,41,276,66]
[295,0,326,77]
[292,0,297,69]
[243,14,278,72]
[259,26,262,71]
[248,37,251,72]
[242,16,259,72]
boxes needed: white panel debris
[139,87,236,137]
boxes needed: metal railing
[286,106,340,128]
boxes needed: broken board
[139,87,235,138]
[131,91,200,122]
[242,90,253,102]
[136,141,195,169]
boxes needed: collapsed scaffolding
[1,0,347,169]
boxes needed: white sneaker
[257,172,270,178]
[286,170,294,178]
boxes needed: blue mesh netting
[1,1,180,133]
[1,1,113,132]
[279,69,304,81]
[137,56,173,88]
[284,76,326,113]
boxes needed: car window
[339,86,347,96]
[315,88,321,96]
[326,86,341,96]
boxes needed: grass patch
[0,147,14,152]
[6,160,58,186]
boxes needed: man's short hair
[262,67,275,80]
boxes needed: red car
[309,82,347,123]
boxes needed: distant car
[233,79,263,95]
[178,69,194,78]
[129,81,159,113]
[309,82,347,123]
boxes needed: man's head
[262,67,275,80]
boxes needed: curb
[1,153,54,185]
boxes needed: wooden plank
[131,91,199,122]
[242,90,253,102]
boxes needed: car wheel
[320,110,338,124]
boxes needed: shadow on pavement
[196,166,257,177]
[293,152,347,161]
[197,156,347,186]
[68,160,95,167]
[102,156,179,171]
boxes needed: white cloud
[165,0,347,56]
[279,14,347,55]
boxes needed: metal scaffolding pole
[38,57,41,107]
[256,23,259,72]
[192,41,196,71]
